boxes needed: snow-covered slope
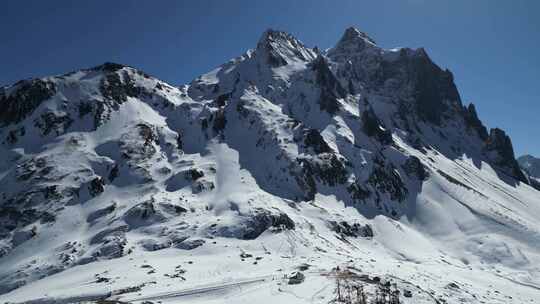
[1,28,539,304]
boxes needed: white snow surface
[0,29,539,304]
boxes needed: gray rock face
[304,129,332,154]
[256,29,316,67]
[402,156,429,181]
[485,128,527,183]
[518,155,540,190]
[175,238,205,250]
[311,56,346,114]
[330,221,374,238]
[123,201,166,228]
[518,155,540,178]
[210,210,295,240]
[139,239,172,251]
[368,160,408,203]
[88,177,105,197]
[0,79,56,126]
[407,51,461,126]
[463,103,488,140]
[287,271,305,285]
[362,107,393,145]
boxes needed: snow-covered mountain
[519,154,540,190]
[1,28,539,304]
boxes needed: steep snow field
[0,28,539,303]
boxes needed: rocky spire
[255,29,316,67]
[341,26,377,45]
[485,128,527,183]
[463,103,489,140]
[328,27,377,57]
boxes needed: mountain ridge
[0,27,539,303]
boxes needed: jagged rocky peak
[485,128,527,182]
[328,26,377,58]
[518,154,540,177]
[339,26,377,46]
[407,52,462,125]
[519,155,540,190]
[255,29,317,66]
[1,27,540,302]
[463,103,489,140]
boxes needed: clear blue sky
[1,1,538,156]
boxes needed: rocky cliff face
[518,154,540,190]
[0,28,539,304]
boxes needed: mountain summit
[519,154,540,189]
[0,28,539,303]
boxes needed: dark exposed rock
[485,128,527,183]
[529,178,540,191]
[368,161,408,202]
[241,211,295,239]
[330,221,374,238]
[192,180,215,194]
[159,203,188,215]
[211,210,295,240]
[93,237,127,260]
[185,169,204,181]
[215,92,231,107]
[379,49,461,126]
[87,203,116,223]
[84,226,129,261]
[90,225,129,245]
[201,118,209,130]
[304,129,332,154]
[292,153,349,201]
[311,56,346,114]
[93,70,141,128]
[292,166,317,201]
[330,27,377,56]
[0,208,51,238]
[175,238,205,250]
[518,155,540,178]
[176,131,183,150]
[287,272,305,285]
[403,289,413,297]
[108,164,119,182]
[0,79,56,126]
[347,182,371,201]
[411,53,460,125]
[5,127,25,144]
[137,123,159,146]
[402,155,428,180]
[463,103,488,140]
[89,177,105,197]
[361,107,393,145]
[92,62,127,73]
[299,154,348,187]
[33,112,73,136]
[44,185,61,200]
[99,71,140,103]
[140,239,172,251]
[256,29,313,67]
[117,124,158,162]
[78,101,93,118]
[212,109,227,133]
[123,201,165,228]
